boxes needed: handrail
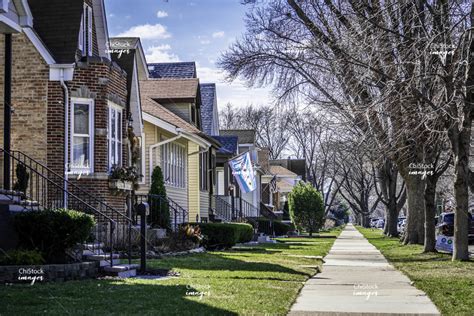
[5,149,133,223]
[211,195,233,222]
[2,148,116,222]
[135,193,189,231]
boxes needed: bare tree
[220,0,473,259]
[219,103,290,159]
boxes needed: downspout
[60,70,69,208]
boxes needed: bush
[256,218,293,236]
[149,166,171,229]
[0,249,45,266]
[14,209,95,263]
[288,183,325,236]
[199,223,254,249]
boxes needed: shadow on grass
[3,281,236,315]
[147,252,309,277]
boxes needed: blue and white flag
[229,152,257,193]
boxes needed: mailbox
[136,202,149,216]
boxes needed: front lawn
[1,228,341,315]
[357,227,474,316]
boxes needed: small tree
[288,183,324,236]
[149,166,170,229]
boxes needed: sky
[104,0,272,108]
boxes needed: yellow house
[137,79,218,224]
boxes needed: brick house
[0,0,135,218]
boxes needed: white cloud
[156,10,168,18]
[200,40,211,45]
[212,31,225,38]
[196,63,272,108]
[116,24,171,40]
[145,45,180,63]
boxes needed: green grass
[357,227,474,316]
[1,229,341,316]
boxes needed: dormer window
[79,4,93,56]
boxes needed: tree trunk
[423,176,437,252]
[362,213,370,228]
[451,127,471,260]
[403,176,426,244]
[385,201,399,237]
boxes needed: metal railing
[134,193,188,231]
[236,196,260,219]
[210,195,233,222]
[1,148,133,266]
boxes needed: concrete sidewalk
[289,224,440,316]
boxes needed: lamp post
[3,33,12,190]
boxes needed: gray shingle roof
[213,136,238,155]
[29,0,84,63]
[219,130,256,144]
[148,62,196,79]
[200,83,216,135]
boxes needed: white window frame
[80,4,93,57]
[161,138,186,188]
[70,98,94,174]
[78,13,84,52]
[107,102,123,170]
[87,5,93,56]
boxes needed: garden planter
[108,180,133,191]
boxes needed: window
[161,141,186,188]
[80,4,93,56]
[108,104,123,170]
[200,150,208,191]
[71,98,94,174]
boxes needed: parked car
[369,218,379,228]
[397,217,406,233]
[436,212,474,244]
[375,219,385,229]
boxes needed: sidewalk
[289,224,440,316]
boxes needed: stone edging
[0,262,99,283]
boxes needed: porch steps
[81,242,137,277]
[0,190,40,212]
[103,264,139,278]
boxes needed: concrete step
[103,264,139,278]
[83,242,105,249]
[103,264,139,273]
[99,259,121,267]
[85,253,120,261]
[8,203,41,213]
[83,249,105,256]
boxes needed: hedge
[198,223,254,249]
[256,218,293,236]
[14,209,95,263]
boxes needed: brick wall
[0,32,50,165]
[47,59,130,215]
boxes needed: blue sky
[104,0,271,108]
